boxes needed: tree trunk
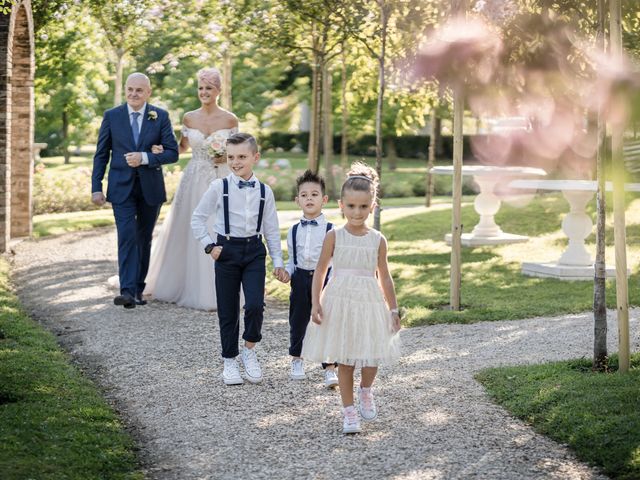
[322,62,335,199]
[114,48,125,106]
[222,44,233,110]
[308,29,322,174]
[610,0,630,373]
[373,0,388,232]
[388,137,397,171]
[425,108,437,207]
[434,116,443,157]
[593,0,607,371]
[62,109,70,164]
[340,43,349,170]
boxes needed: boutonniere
[147,110,158,121]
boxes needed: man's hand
[151,144,164,154]
[125,152,142,168]
[91,192,106,206]
[210,246,223,260]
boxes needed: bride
[144,67,238,310]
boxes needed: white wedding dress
[143,126,238,310]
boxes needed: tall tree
[35,3,109,161]
[592,0,607,371]
[259,0,349,184]
[88,0,153,106]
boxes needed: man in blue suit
[91,73,179,309]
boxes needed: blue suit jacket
[91,103,179,205]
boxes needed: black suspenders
[292,221,333,267]
[222,178,265,237]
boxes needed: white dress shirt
[285,213,331,275]
[191,173,284,269]
[127,103,149,165]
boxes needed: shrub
[33,165,182,215]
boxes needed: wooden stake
[450,81,463,310]
[449,0,466,311]
[610,0,630,373]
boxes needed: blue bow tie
[238,180,256,189]
[300,219,318,227]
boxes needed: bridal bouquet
[206,133,227,161]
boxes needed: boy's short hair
[296,169,326,195]
[226,132,258,154]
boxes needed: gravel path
[10,223,637,480]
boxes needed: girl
[301,162,401,434]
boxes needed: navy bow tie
[238,180,256,189]
[300,219,318,227]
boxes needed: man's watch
[204,242,217,254]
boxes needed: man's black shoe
[135,295,147,306]
[114,294,136,309]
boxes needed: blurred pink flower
[412,16,502,87]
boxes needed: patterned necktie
[300,219,318,227]
[238,180,256,189]
[131,112,140,145]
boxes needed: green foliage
[0,259,142,479]
[0,0,16,15]
[34,3,110,156]
[477,354,640,480]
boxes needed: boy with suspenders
[191,133,286,385]
[283,170,338,388]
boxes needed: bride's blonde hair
[197,67,222,91]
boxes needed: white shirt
[127,103,149,165]
[191,173,284,269]
[285,213,331,275]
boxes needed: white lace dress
[301,227,401,367]
[143,126,237,310]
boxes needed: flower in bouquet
[206,133,227,160]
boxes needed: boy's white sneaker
[342,405,361,434]
[290,358,306,380]
[222,357,243,385]
[358,387,377,421]
[324,368,339,389]
[240,347,263,384]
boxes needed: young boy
[191,133,286,386]
[283,170,338,388]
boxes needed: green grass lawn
[0,259,142,479]
[268,192,640,326]
[476,354,640,480]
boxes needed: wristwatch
[204,242,217,254]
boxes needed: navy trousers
[112,176,161,298]
[215,235,266,358]
[289,268,314,357]
[289,268,336,368]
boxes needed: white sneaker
[240,347,263,384]
[222,357,243,385]
[358,387,377,421]
[342,405,361,434]
[324,368,339,389]
[290,358,306,380]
